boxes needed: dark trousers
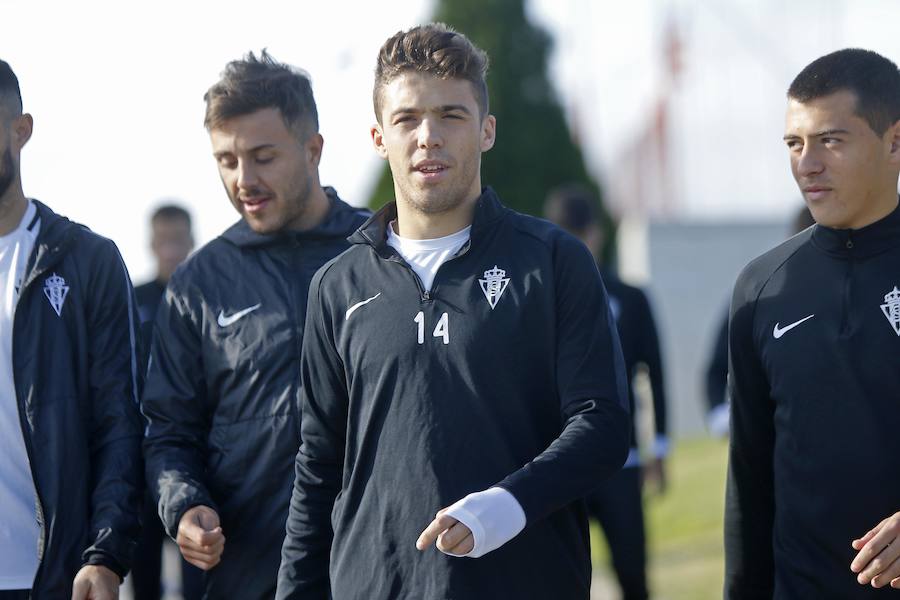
[132,494,205,600]
[585,465,649,600]
[0,591,30,599]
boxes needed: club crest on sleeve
[478,265,510,310]
[44,272,70,317]
[880,286,900,336]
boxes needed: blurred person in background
[704,205,814,438]
[545,184,667,600]
[131,203,201,600]
[135,204,194,327]
[0,58,143,599]
[142,51,369,599]
[725,48,900,597]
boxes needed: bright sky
[1,0,432,282]
[3,0,900,280]
[531,0,900,221]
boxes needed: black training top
[602,269,667,447]
[725,202,900,599]
[276,188,630,600]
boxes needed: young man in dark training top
[276,23,630,600]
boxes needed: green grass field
[591,436,729,600]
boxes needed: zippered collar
[221,186,367,248]
[349,186,507,256]
[21,200,81,292]
[811,197,900,258]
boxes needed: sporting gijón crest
[881,286,900,336]
[479,265,510,310]
[44,272,69,317]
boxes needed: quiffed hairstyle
[204,50,318,137]
[0,59,23,116]
[374,23,489,122]
[788,48,900,136]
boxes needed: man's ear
[480,114,496,153]
[371,123,388,159]
[306,132,324,167]
[889,119,900,161]
[13,113,33,151]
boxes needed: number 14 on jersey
[414,311,449,345]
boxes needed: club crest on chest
[880,286,900,336]
[478,265,510,310]
[44,272,69,317]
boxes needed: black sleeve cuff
[83,552,127,582]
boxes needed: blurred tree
[367,0,611,243]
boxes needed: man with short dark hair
[276,24,629,600]
[0,58,143,599]
[545,184,667,600]
[725,48,900,597]
[142,51,368,599]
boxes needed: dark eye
[785,140,802,151]
[256,156,274,164]
[218,156,237,169]
[822,137,840,145]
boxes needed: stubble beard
[395,164,477,217]
[0,147,17,208]
[281,170,315,231]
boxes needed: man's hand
[416,507,474,555]
[177,505,225,570]
[71,565,119,600]
[642,457,668,495]
[850,511,900,589]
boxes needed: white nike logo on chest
[773,314,815,339]
[217,303,261,327]
[345,293,381,321]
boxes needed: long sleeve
[276,270,346,600]
[724,273,775,599]
[496,234,630,524]
[142,273,216,538]
[81,240,145,577]
[634,288,668,440]
[706,310,730,413]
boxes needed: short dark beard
[0,146,15,204]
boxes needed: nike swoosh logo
[217,303,261,327]
[345,293,381,321]
[773,314,815,339]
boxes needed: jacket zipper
[388,255,432,302]
[12,266,51,584]
[387,238,473,303]
[840,235,854,336]
[289,241,305,423]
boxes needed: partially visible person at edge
[0,58,143,599]
[545,184,668,600]
[725,48,900,598]
[141,51,369,599]
[704,205,814,438]
[275,23,630,600]
[131,203,202,600]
